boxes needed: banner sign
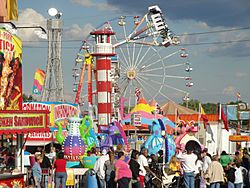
[239,111,250,120]
[23,102,79,128]
[0,112,48,130]
[0,28,22,110]
[226,105,238,121]
[229,135,250,142]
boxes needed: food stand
[0,110,50,187]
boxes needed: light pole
[41,8,64,102]
[0,22,47,38]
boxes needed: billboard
[0,28,22,110]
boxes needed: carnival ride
[68,5,195,164]
[72,5,193,122]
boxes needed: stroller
[162,165,183,188]
[145,157,164,188]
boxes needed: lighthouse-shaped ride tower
[90,28,116,127]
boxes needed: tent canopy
[161,100,198,115]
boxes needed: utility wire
[20,26,250,43]
[22,38,250,49]
[177,26,250,36]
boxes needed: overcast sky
[16,0,250,104]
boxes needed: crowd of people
[93,146,250,188]
[25,145,250,188]
[28,146,67,188]
[167,147,250,188]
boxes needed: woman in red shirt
[54,152,67,188]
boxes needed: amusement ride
[72,5,194,124]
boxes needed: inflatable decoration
[175,120,203,153]
[56,116,94,161]
[165,134,176,163]
[144,120,164,155]
[100,121,130,152]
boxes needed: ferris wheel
[72,5,193,116]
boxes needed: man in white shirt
[138,148,154,188]
[94,149,109,188]
[235,162,243,188]
[176,149,197,188]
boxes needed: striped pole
[96,56,112,126]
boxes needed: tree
[22,93,37,102]
[180,99,218,114]
[180,99,200,111]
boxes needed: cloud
[235,72,248,78]
[14,8,47,43]
[223,86,236,95]
[63,23,94,40]
[180,24,250,57]
[71,0,118,11]
[106,0,250,27]
[71,0,93,7]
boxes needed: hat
[101,149,107,155]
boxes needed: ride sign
[131,113,142,126]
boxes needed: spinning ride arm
[113,5,179,48]
[74,50,93,104]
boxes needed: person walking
[234,162,243,188]
[207,155,224,188]
[129,150,141,188]
[194,153,203,188]
[114,151,132,188]
[176,148,197,188]
[54,152,67,188]
[104,151,116,188]
[40,150,52,188]
[32,154,43,188]
[226,162,236,188]
[94,149,109,188]
[138,148,155,188]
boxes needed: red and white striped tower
[90,28,116,128]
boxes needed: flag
[175,108,180,124]
[135,88,141,103]
[32,68,45,95]
[236,92,241,101]
[200,104,208,128]
[220,104,229,131]
[7,0,18,21]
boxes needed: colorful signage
[131,113,142,126]
[0,112,47,130]
[229,135,250,142]
[23,102,79,127]
[0,28,23,110]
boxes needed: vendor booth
[0,110,50,187]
